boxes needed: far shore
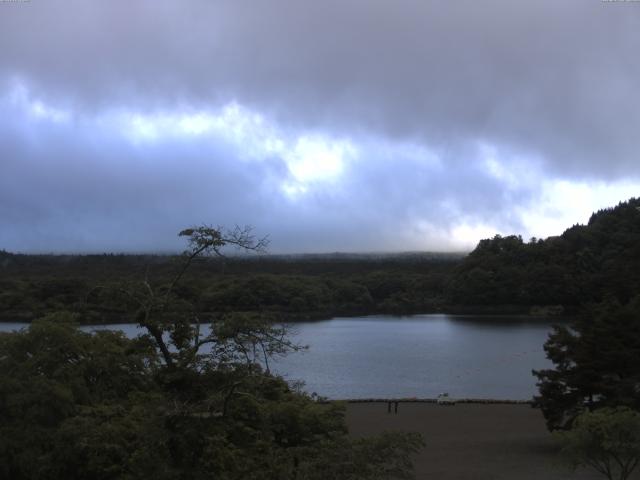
[0,307,574,325]
[331,398,533,404]
[346,402,606,480]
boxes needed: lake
[0,314,559,400]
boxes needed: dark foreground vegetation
[0,313,424,480]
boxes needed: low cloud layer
[1,1,639,253]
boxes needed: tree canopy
[533,297,640,430]
[555,407,640,480]
[449,197,640,310]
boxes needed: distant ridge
[0,249,464,263]
[231,251,465,262]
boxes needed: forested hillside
[448,197,640,311]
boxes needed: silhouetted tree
[534,297,640,430]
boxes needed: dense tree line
[2,198,640,323]
[448,198,640,310]
[0,251,455,323]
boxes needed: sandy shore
[346,402,616,480]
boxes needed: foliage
[0,312,161,480]
[0,252,456,322]
[293,431,424,480]
[449,197,640,309]
[533,297,640,430]
[0,226,424,479]
[555,407,640,480]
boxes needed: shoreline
[0,308,573,325]
[329,397,534,405]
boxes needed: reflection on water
[271,314,558,400]
[0,314,559,400]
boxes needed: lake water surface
[0,314,559,400]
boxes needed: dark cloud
[0,94,526,252]
[2,0,639,176]
[0,1,638,252]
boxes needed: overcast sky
[1,0,639,253]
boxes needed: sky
[1,0,639,254]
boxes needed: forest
[2,198,639,324]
